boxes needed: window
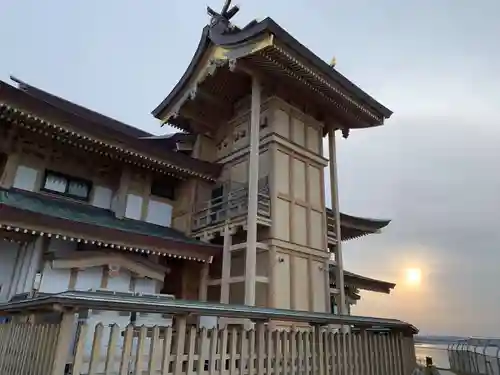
[331,296,338,314]
[41,170,92,201]
[0,153,6,178]
[150,176,177,200]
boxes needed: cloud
[328,114,500,336]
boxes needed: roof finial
[207,0,240,30]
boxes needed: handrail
[0,290,418,334]
[194,176,270,212]
[192,176,271,230]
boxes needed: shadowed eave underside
[152,14,393,135]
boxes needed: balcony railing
[192,177,270,232]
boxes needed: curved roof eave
[327,207,391,231]
[329,265,396,293]
[258,18,392,119]
[151,17,393,121]
[344,270,396,292]
[152,27,211,119]
[341,212,391,230]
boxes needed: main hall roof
[152,3,393,134]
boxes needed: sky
[1,0,499,337]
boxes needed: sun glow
[405,268,422,286]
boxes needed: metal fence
[448,338,500,375]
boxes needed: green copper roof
[0,187,218,250]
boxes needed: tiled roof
[0,188,220,260]
[0,78,222,179]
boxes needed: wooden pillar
[199,262,209,301]
[220,223,232,303]
[328,128,346,315]
[51,311,75,375]
[112,167,131,218]
[0,151,19,188]
[22,236,45,294]
[10,243,28,297]
[244,76,261,306]
[323,260,331,312]
[6,242,25,299]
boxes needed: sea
[414,343,455,374]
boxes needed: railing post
[173,315,187,375]
[397,332,416,375]
[51,311,75,375]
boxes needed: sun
[405,268,422,286]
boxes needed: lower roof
[0,188,220,262]
[330,265,396,294]
[326,208,391,241]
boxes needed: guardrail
[192,177,270,231]
[448,338,500,375]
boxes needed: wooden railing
[0,290,418,375]
[0,320,416,375]
[192,177,270,231]
[0,322,60,375]
[66,321,415,375]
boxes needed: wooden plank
[161,326,174,375]
[119,324,134,375]
[88,323,104,375]
[133,326,148,375]
[147,326,161,375]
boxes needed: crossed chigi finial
[207,0,240,25]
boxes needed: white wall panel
[13,165,38,191]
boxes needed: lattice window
[41,170,92,201]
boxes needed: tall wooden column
[220,223,233,303]
[198,262,209,301]
[328,128,346,315]
[244,76,261,306]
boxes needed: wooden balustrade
[0,322,60,375]
[67,318,413,375]
[192,177,271,231]
[0,291,418,375]
[0,318,416,375]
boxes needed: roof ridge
[11,76,153,138]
